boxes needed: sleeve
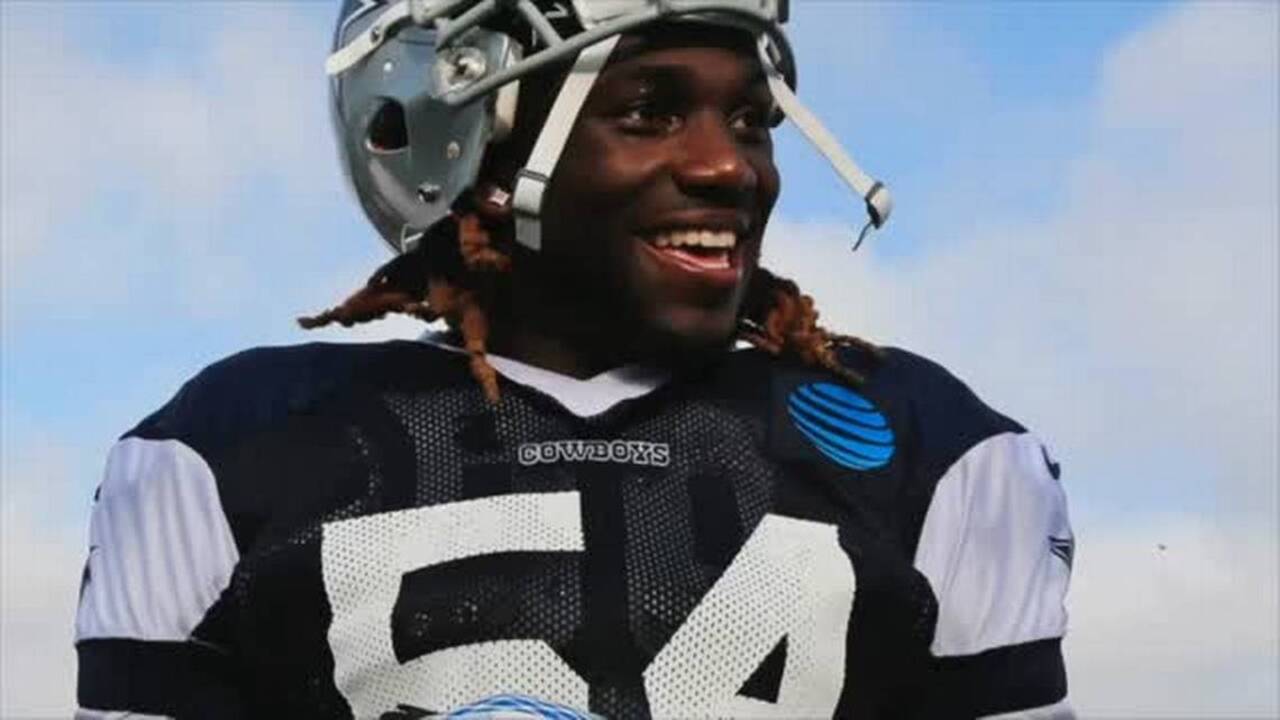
[912,431,1075,719]
[74,436,247,718]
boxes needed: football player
[74,1,1074,718]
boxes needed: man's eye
[730,106,775,139]
[616,102,681,133]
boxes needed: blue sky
[2,1,1277,716]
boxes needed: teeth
[651,229,736,250]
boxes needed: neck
[487,319,636,379]
[479,255,641,378]
[480,254,734,379]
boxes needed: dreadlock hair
[737,266,885,385]
[299,208,883,402]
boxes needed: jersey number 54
[322,492,855,718]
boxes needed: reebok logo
[1040,445,1061,480]
[517,440,670,467]
[1049,536,1074,569]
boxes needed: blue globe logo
[786,382,895,471]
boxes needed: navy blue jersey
[75,341,1072,719]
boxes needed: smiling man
[529,26,780,365]
[73,1,1073,718]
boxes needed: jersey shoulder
[805,344,1029,482]
[125,340,464,455]
[867,350,1072,713]
[867,345,1025,452]
[712,343,1027,476]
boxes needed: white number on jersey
[321,492,855,718]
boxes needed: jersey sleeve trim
[913,431,1073,658]
[77,638,242,717]
[930,637,1068,717]
[76,438,239,642]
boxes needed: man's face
[536,27,781,357]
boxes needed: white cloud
[0,5,348,714]
[0,517,83,718]
[766,3,1278,714]
[1098,1,1277,137]
[0,3,337,319]
[303,309,440,345]
[0,435,96,717]
[1066,516,1278,717]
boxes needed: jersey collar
[416,331,670,417]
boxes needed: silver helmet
[328,0,891,255]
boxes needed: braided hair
[299,203,881,401]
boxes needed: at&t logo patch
[786,382,894,471]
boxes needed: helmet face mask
[329,0,887,255]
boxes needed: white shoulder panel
[76,437,240,642]
[913,432,1073,657]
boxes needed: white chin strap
[512,35,621,251]
[756,39,892,247]
[511,33,892,253]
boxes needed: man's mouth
[642,228,738,273]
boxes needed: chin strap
[327,5,891,253]
[757,39,892,250]
[326,0,413,76]
[511,35,621,251]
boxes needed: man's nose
[672,112,757,202]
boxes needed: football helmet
[328,0,891,254]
